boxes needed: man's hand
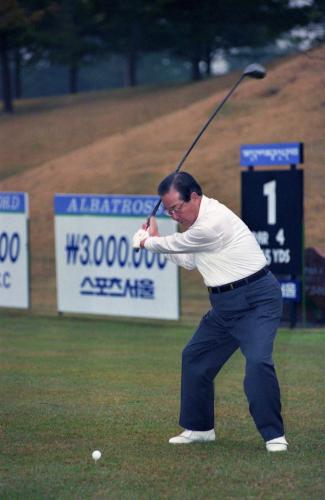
[132,228,149,249]
[133,217,159,249]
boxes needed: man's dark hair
[157,172,202,202]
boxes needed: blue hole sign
[241,169,303,275]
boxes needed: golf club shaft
[146,72,246,226]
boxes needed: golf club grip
[134,199,161,253]
[147,199,162,226]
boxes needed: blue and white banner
[0,192,27,213]
[240,143,303,166]
[54,194,179,320]
[0,192,29,309]
[54,194,167,217]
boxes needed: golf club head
[243,63,267,79]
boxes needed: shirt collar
[193,195,209,225]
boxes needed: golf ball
[92,450,101,461]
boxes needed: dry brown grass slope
[0,46,324,315]
[0,73,244,179]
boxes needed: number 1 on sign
[263,180,276,225]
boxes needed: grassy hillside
[0,46,324,316]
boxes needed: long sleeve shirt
[144,195,266,287]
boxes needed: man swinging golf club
[132,172,288,452]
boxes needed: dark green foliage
[34,0,103,94]
[0,0,320,110]
[0,0,56,110]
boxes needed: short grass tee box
[54,194,179,320]
[0,192,29,309]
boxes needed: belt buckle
[229,283,234,290]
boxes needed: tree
[161,0,313,81]
[96,0,168,87]
[301,0,325,46]
[40,0,102,94]
[0,0,53,111]
[160,0,222,81]
[0,0,26,111]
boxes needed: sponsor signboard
[54,194,179,319]
[0,192,29,309]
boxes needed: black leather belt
[207,266,269,294]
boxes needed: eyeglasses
[165,201,186,215]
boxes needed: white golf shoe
[169,429,215,444]
[266,435,288,452]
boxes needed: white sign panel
[54,194,179,319]
[0,192,29,309]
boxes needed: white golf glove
[132,228,149,249]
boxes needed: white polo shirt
[144,195,266,287]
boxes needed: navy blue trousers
[179,271,285,441]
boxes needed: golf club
[145,63,266,227]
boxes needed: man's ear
[191,192,200,201]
